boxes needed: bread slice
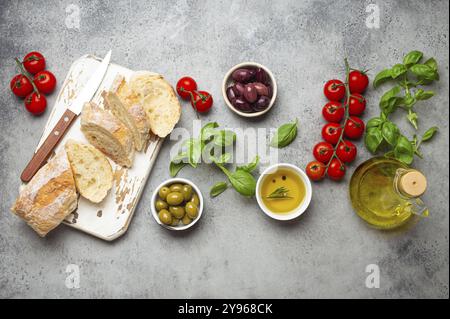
[129,72,181,138]
[81,102,135,167]
[11,149,78,237]
[65,139,113,203]
[102,75,150,151]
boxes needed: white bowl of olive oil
[256,163,312,221]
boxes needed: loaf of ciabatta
[129,72,181,138]
[11,149,78,237]
[102,75,150,151]
[80,102,135,167]
[65,139,113,203]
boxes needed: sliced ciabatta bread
[129,72,181,138]
[103,75,150,151]
[65,139,113,203]
[81,102,135,167]
[11,149,78,237]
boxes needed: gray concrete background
[0,0,448,298]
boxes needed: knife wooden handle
[20,109,78,183]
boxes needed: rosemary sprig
[266,187,292,199]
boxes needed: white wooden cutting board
[32,54,163,241]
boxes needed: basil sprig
[270,119,298,148]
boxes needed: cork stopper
[398,170,427,197]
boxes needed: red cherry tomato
[24,92,47,115]
[324,79,345,101]
[348,93,366,116]
[344,116,365,140]
[23,51,46,74]
[322,101,344,123]
[191,90,213,113]
[336,140,357,163]
[34,70,57,94]
[349,70,369,94]
[10,74,33,98]
[313,141,334,163]
[327,158,346,181]
[176,76,198,100]
[322,123,342,145]
[306,161,326,181]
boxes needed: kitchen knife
[20,51,112,183]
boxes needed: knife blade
[20,51,112,183]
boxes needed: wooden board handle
[20,109,78,183]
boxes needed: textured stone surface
[0,0,448,298]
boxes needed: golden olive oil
[260,168,305,214]
[349,157,428,229]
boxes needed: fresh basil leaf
[407,112,418,130]
[391,64,408,79]
[380,86,402,114]
[403,95,415,107]
[201,122,219,142]
[381,121,400,146]
[211,152,231,165]
[366,117,384,129]
[185,138,202,168]
[403,50,423,67]
[365,127,383,154]
[421,126,438,142]
[393,136,414,165]
[228,170,256,196]
[424,57,438,74]
[210,182,228,197]
[373,69,392,88]
[213,130,236,147]
[414,89,434,100]
[270,119,298,148]
[237,155,260,173]
[410,64,437,81]
[170,161,187,177]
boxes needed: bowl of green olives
[151,178,203,231]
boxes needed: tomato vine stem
[14,57,40,97]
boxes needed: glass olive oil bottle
[349,157,429,229]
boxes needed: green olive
[158,209,172,225]
[169,206,185,219]
[155,199,168,211]
[166,192,184,206]
[190,194,200,206]
[171,218,180,226]
[158,186,170,200]
[169,183,183,193]
[181,184,193,201]
[185,202,199,219]
[182,214,192,225]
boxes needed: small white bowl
[222,62,277,118]
[256,163,312,221]
[151,178,204,231]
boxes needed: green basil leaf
[393,136,414,165]
[407,112,418,130]
[185,138,202,168]
[210,182,228,197]
[228,170,256,196]
[237,155,260,173]
[390,64,408,79]
[213,130,236,147]
[403,95,415,107]
[365,127,383,154]
[170,161,187,177]
[201,122,219,142]
[211,152,231,165]
[410,64,437,81]
[270,119,298,148]
[373,69,392,88]
[403,50,423,67]
[366,117,384,129]
[414,89,434,100]
[421,126,438,142]
[424,57,438,72]
[379,86,402,114]
[381,121,400,146]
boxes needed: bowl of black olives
[151,178,203,231]
[222,62,277,117]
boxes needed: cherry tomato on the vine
[34,70,57,94]
[336,140,357,163]
[322,101,344,123]
[10,74,33,98]
[191,90,213,113]
[327,158,346,181]
[24,92,47,115]
[23,51,46,75]
[348,93,366,116]
[176,76,198,100]
[306,161,326,181]
[344,116,365,140]
[313,141,334,163]
[349,70,369,94]
[322,123,342,145]
[324,79,345,101]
